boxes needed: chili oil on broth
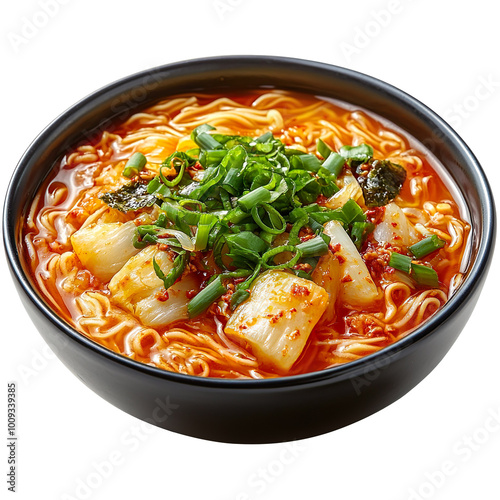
[22,90,470,379]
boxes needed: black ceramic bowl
[3,56,496,443]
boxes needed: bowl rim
[3,55,496,389]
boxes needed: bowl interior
[4,56,495,385]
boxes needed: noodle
[22,91,470,379]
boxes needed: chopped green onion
[199,149,226,168]
[409,235,446,259]
[194,213,216,252]
[340,143,373,163]
[99,125,411,301]
[296,236,329,257]
[178,199,207,211]
[411,263,439,287]
[342,199,366,224]
[321,153,345,178]
[187,275,226,317]
[389,252,412,273]
[261,245,302,270]
[238,186,272,211]
[219,188,233,211]
[291,154,322,172]
[153,251,188,290]
[309,209,347,226]
[259,230,276,245]
[159,153,189,187]
[350,221,375,250]
[230,263,262,309]
[317,138,332,159]
[195,132,223,150]
[191,124,223,150]
[288,215,308,246]
[192,123,215,136]
[251,204,286,235]
[224,206,251,224]
[256,131,273,143]
[123,152,147,178]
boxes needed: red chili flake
[331,243,342,253]
[287,329,301,340]
[290,283,310,296]
[155,289,169,302]
[341,275,353,283]
[293,262,312,272]
[221,291,233,304]
[336,254,346,264]
[299,234,315,243]
[186,290,197,299]
[365,206,385,225]
[269,310,285,324]
[391,222,398,227]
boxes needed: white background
[1,1,499,499]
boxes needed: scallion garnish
[317,138,332,159]
[251,204,286,235]
[101,123,410,312]
[153,251,188,290]
[411,263,439,287]
[388,252,440,288]
[238,187,272,211]
[123,152,147,178]
[187,275,226,317]
[261,245,302,270]
[388,252,412,274]
[321,153,345,178]
[409,235,446,259]
[339,143,374,163]
[296,236,329,257]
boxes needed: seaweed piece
[357,160,406,207]
[99,182,157,212]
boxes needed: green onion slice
[296,236,329,258]
[262,245,302,270]
[339,143,374,163]
[388,252,412,274]
[411,264,439,287]
[317,138,332,159]
[409,235,446,259]
[153,251,188,290]
[123,152,147,178]
[251,204,286,235]
[187,275,226,317]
